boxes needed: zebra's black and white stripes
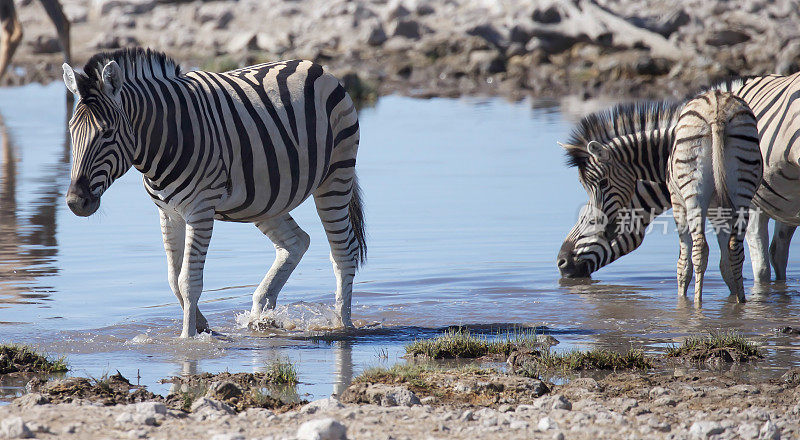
[668,90,762,302]
[63,48,365,338]
[557,102,680,277]
[560,71,800,283]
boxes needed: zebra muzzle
[66,176,100,217]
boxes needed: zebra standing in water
[668,91,762,302]
[557,102,680,278]
[62,48,365,338]
[559,71,800,283]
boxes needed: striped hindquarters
[670,90,762,211]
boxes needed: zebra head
[62,60,135,217]
[558,140,637,277]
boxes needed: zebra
[559,71,800,283]
[668,90,762,302]
[557,101,680,278]
[61,48,366,338]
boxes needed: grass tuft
[520,347,652,376]
[405,328,540,359]
[665,331,761,362]
[0,344,68,374]
[263,358,298,385]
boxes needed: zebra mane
[75,47,182,97]
[700,75,758,96]
[564,100,682,170]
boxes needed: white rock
[760,421,781,440]
[190,397,235,415]
[210,434,245,440]
[135,401,166,416]
[296,418,348,440]
[14,393,49,408]
[227,32,258,53]
[301,398,345,414]
[534,394,572,411]
[538,416,557,431]
[737,422,760,439]
[689,421,724,438]
[0,417,33,439]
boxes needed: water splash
[237,302,343,333]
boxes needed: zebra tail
[711,121,733,209]
[349,173,367,268]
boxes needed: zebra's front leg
[178,213,214,338]
[769,221,795,281]
[250,214,310,320]
[746,208,771,283]
[159,209,209,334]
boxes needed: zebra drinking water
[62,48,366,338]
[559,71,800,283]
[557,101,680,277]
[668,90,762,302]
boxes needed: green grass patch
[0,344,67,374]
[520,347,652,376]
[405,328,540,359]
[263,358,298,385]
[665,331,761,362]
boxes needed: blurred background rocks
[6,0,800,100]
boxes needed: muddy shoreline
[2,366,799,439]
[2,333,799,439]
[7,0,800,102]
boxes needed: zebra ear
[586,141,610,162]
[101,60,123,100]
[62,63,80,96]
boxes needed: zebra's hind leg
[746,208,771,282]
[250,214,310,320]
[710,211,735,296]
[672,198,693,297]
[689,211,709,304]
[313,180,360,329]
[770,222,796,281]
[159,209,209,334]
[729,213,749,303]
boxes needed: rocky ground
[1,366,800,439]
[7,0,800,101]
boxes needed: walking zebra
[668,90,762,302]
[559,71,800,283]
[62,48,366,338]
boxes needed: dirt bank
[1,367,799,439]
[7,0,800,101]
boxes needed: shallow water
[1,83,799,401]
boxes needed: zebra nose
[557,258,569,269]
[66,176,99,216]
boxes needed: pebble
[538,416,557,431]
[0,417,33,439]
[296,418,348,440]
[689,420,724,438]
[301,398,346,414]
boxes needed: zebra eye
[101,128,113,138]
[597,178,608,188]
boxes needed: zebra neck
[616,128,674,184]
[120,76,194,186]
